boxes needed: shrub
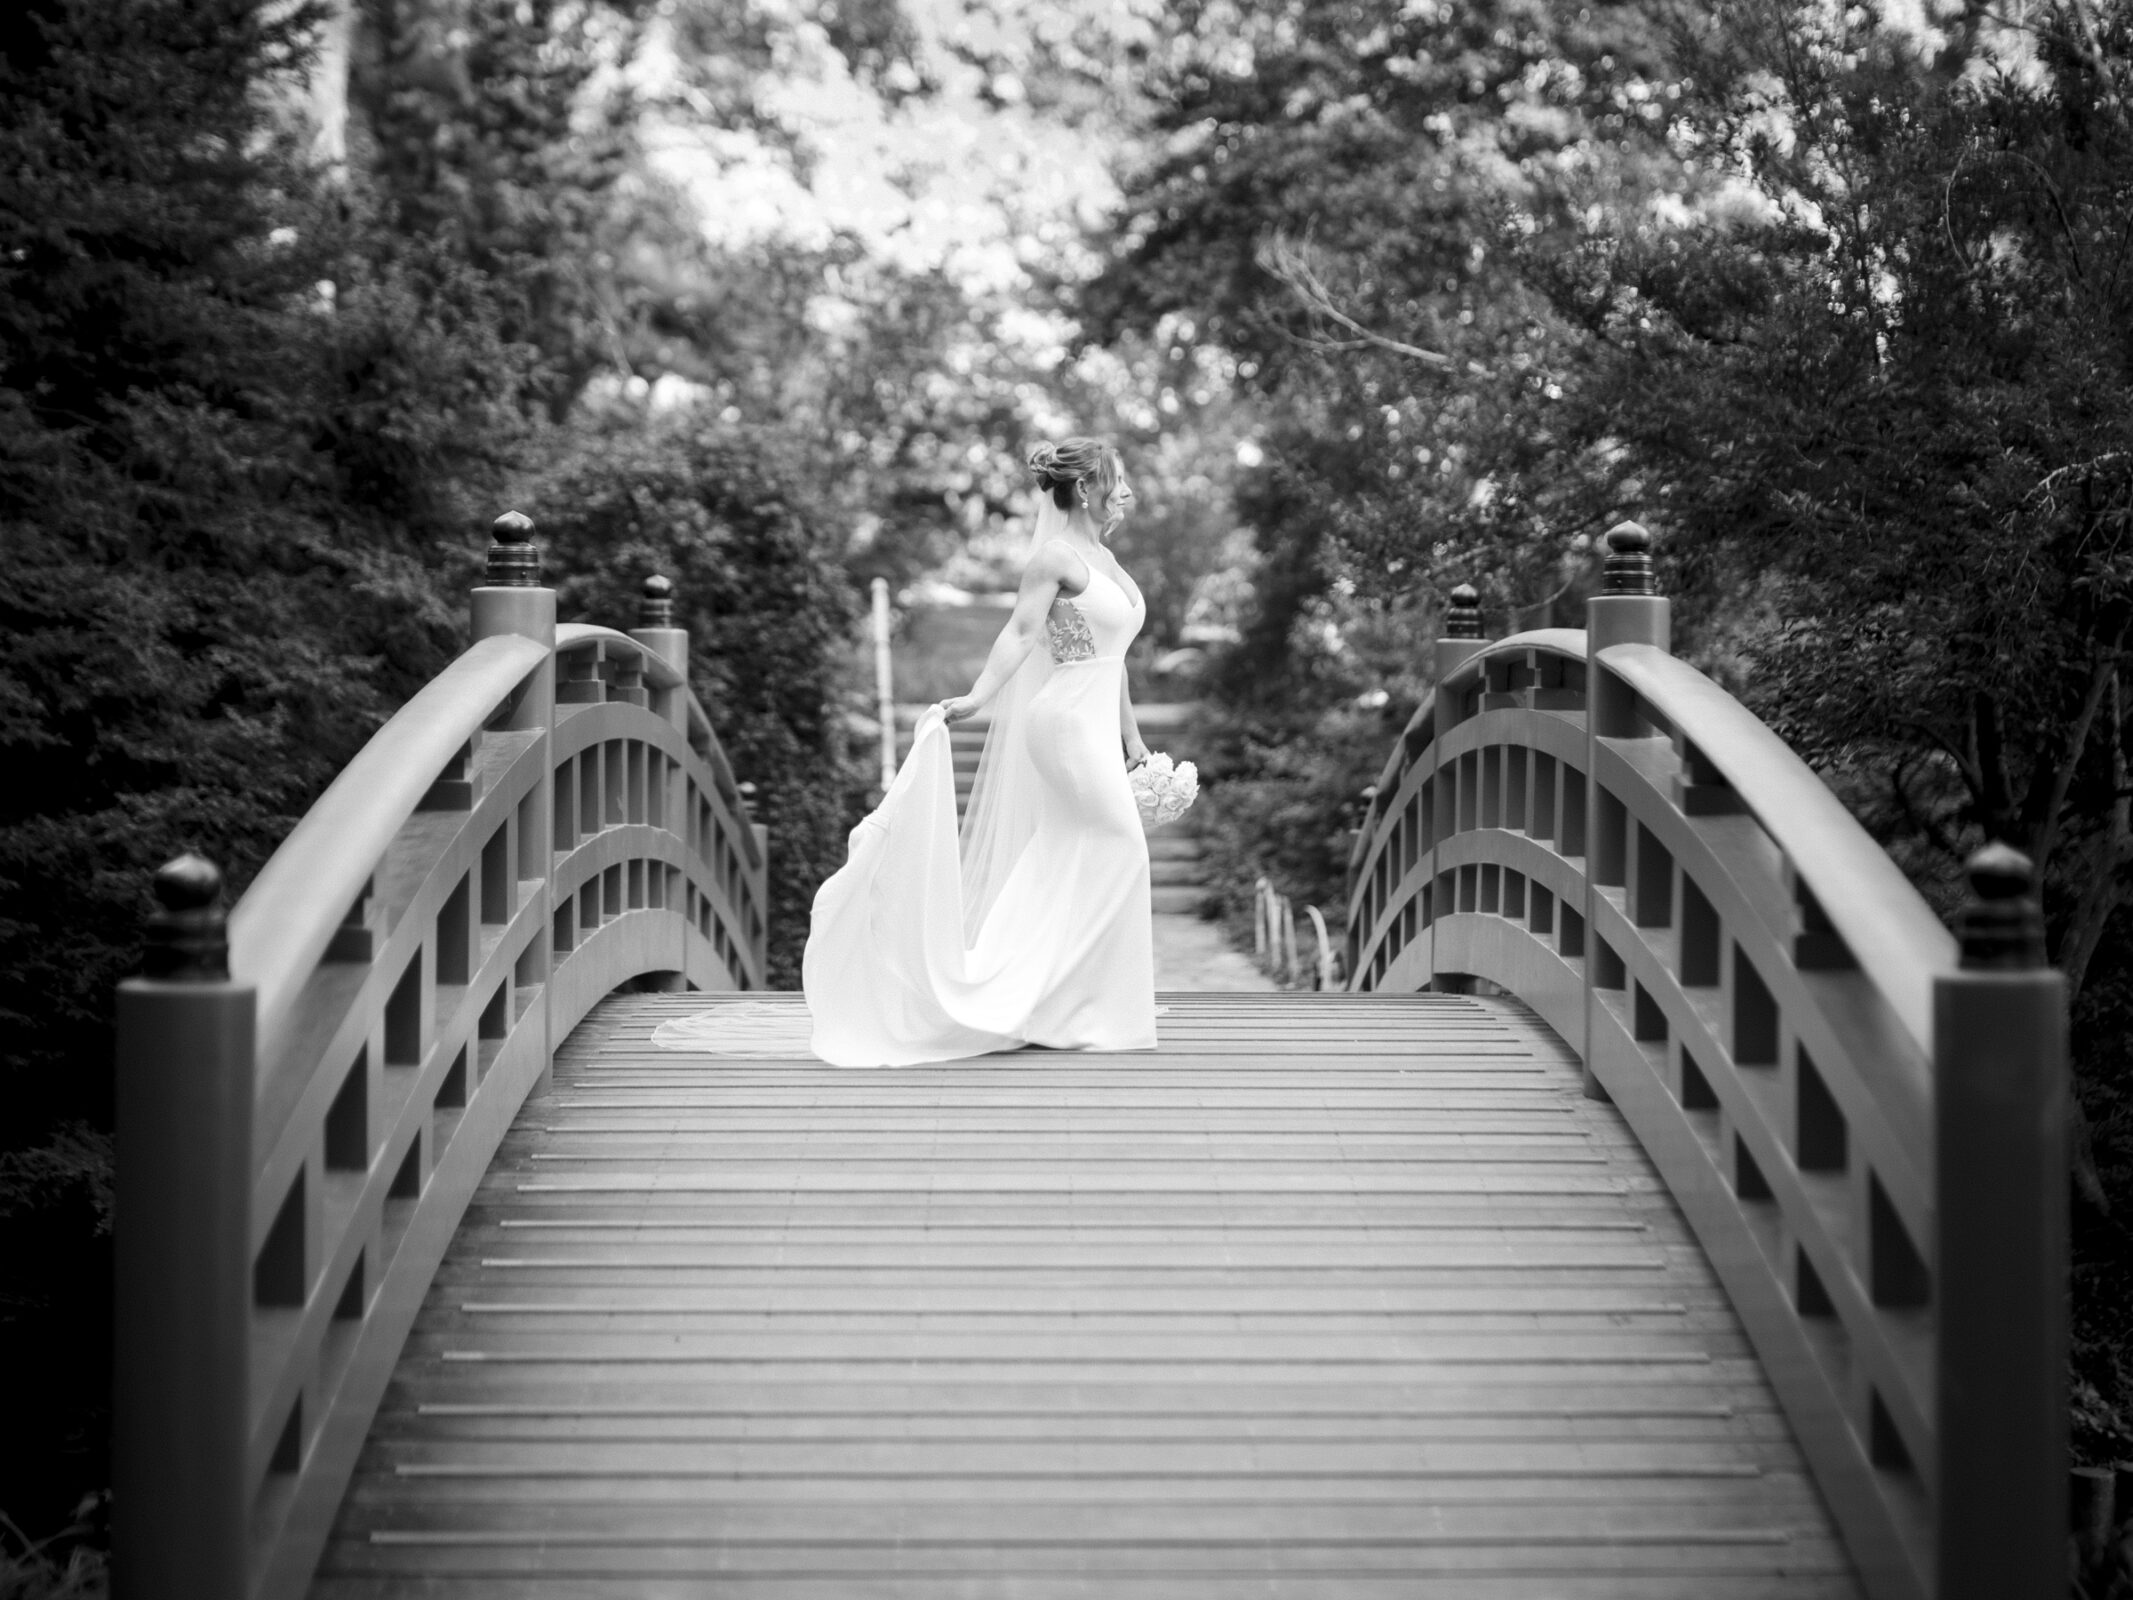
[524,419,870,988]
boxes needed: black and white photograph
[0,0,2118,1594]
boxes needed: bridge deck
[314,991,1859,1598]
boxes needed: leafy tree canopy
[1091,0,2133,1460]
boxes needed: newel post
[1585,522,1670,735]
[631,573,695,986]
[472,511,558,1092]
[114,856,255,1600]
[1433,583,1489,729]
[1582,522,1670,1098]
[629,574,690,737]
[1933,844,2066,1600]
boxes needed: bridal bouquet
[1130,751,1199,831]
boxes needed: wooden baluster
[1581,522,1671,1097]
[556,648,605,704]
[1424,582,1488,993]
[1305,904,1336,990]
[1934,843,2066,1600]
[114,856,254,1600]
[418,737,479,811]
[325,875,380,962]
[471,510,557,1093]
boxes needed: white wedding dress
[793,547,1158,1066]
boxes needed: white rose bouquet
[1129,750,1199,831]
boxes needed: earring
[1077,481,1089,509]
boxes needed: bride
[800,436,1158,1066]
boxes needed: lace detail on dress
[1045,599,1096,662]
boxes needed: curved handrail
[1353,630,1589,878]
[230,633,548,1074]
[1340,551,2066,1600]
[556,622,684,690]
[115,537,776,1600]
[556,622,759,866]
[1605,643,1954,1057]
[1447,626,1590,681]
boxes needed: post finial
[145,853,228,980]
[639,573,675,628]
[485,510,540,588]
[1602,521,1657,596]
[1444,583,1484,640]
[1956,841,2046,970]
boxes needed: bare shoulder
[1024,537,1090,597]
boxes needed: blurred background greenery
[10,0,2133,1585]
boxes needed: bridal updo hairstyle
[1028,437,1122,514]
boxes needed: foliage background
[1084,0,2133,1483]
[15,0,2133,1582]
[0,0,1180,1563]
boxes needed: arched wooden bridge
[114,518,2065,1600]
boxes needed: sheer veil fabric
[690,542,1157,1068]
[958,642,1053,944]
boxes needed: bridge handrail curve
[1335,530,2066,1600]
[1354,628,1589,876]
[556,621,684,689]
[229,633,549,1076]
[557,622,756,858]
[114,526,773,1600]
[1605,642,1955,1059]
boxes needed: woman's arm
[939,543,1082,721]
[1119,668,1149,769]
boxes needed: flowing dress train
[795,554,1157,1066]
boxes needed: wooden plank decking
[313,991,1860,1598]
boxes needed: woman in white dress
[799,437,1158,1066]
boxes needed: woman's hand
[938,695,984,724]
[1125,737,1151,771]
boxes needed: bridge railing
[1343,527,2066,1600]
[112,514,767,1600]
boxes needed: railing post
[629,573,690,737]
[1433,582,1488,728]
[1585,522,1670,737]
[1583,522,1670,1097]
[1934,843,2066,1600]
[871,576,896,792]
[632,573,694,986]
[472,511,557,1092]
[1425,584,1488,993]
[114,856,255,1600]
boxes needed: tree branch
[1510,566,1584,633]
[1897,716,1983,797]
[2060,669,2132,1005]
[2027,629,2125,877]
[1974,689,2016,840]
[1889,748,1965,862]
[1259,234,1462,372]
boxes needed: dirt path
[1151,912,1275,992]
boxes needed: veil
[958,623,1053,945]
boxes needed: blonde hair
[1019,439,1126,539]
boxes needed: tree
[1095,0,2133,1460]
[345,0,654,418]
[525,421,868,988]
[0,0,543,1542]
[1080,0,1693,655]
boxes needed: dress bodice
[1043,546,1144,663]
